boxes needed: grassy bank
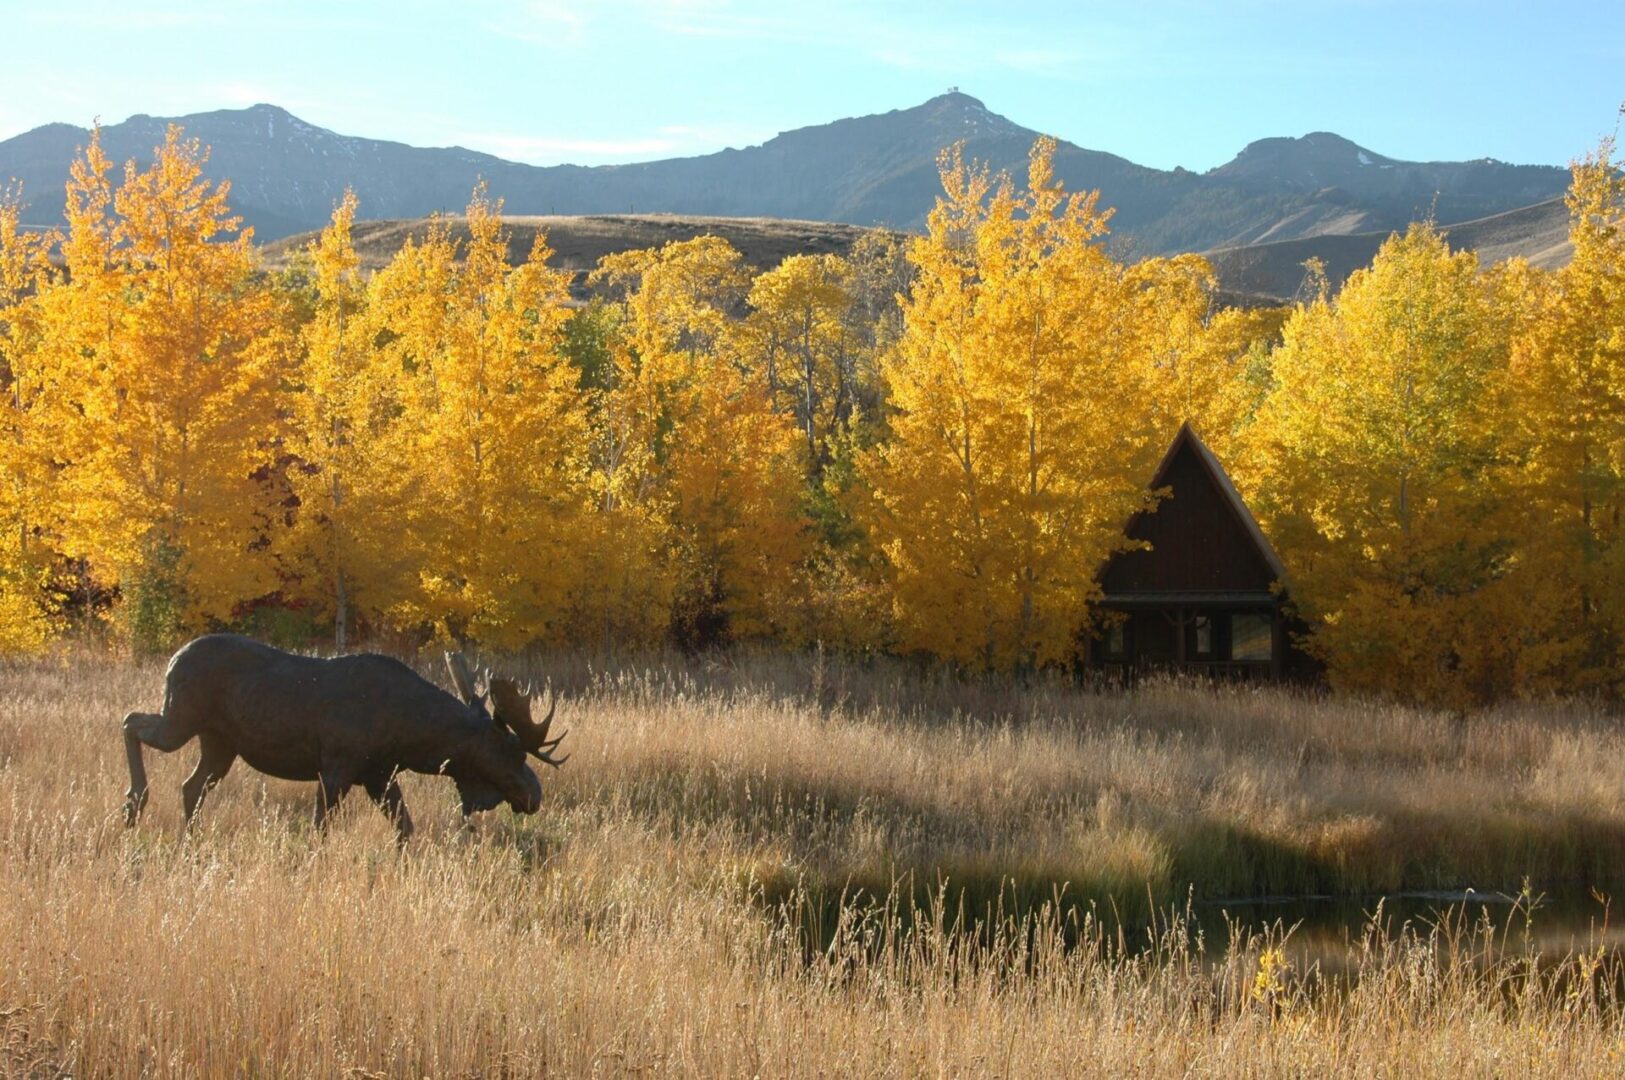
[2,649,1624,1075]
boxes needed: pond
[1193,886,1620,966]
[771,876,1621,972]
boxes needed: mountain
[1207,132,1570,243]
[0,94,1574,277]
[1204,196,1573,303]
[0,105,530,241]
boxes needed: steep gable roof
[1098,423,1288,599]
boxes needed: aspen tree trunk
[11,381,24,562]
[1021,410,1038,667]
[334,567,348,652]
[805,358,817,469]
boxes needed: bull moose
[121,634,568,841]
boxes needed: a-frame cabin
[1089,424,1302,680]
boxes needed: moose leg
[181,735,236,825]
[311,768,354,833]
[122,710,198,826]
[363,771,414,845]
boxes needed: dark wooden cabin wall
[1099,443,1277,595]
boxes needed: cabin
[1088,424,1307,681]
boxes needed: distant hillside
[263,198,1571,309]
[262,213,880,299]
[1204,197,1572,301]
[0,94,1573,259]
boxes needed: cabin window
[1231,613,1273,662]
[1104,621,1126,657]
[1192,615,1213,657]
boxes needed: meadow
[4,648,1625,1076]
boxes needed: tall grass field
[4,648,1625,1075]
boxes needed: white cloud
[20,4,226,30]
[457,131,682,162]
[992,48,1080,75]
[527,0,588,30]
[485,0,590,45]
[579,1,1093,79]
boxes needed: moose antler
[445,649,494,708]
[444,651,481,705]
[487,676,570,768]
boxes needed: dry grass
[3,649,1625,1076]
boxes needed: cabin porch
[1089,593,1284,681]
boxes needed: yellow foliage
[2,124,1620,697]
[666,354,808,643]
[569,339,676,647]
[0,187,59,651]
[1245,222,1516,706]
[860,137,1226,670]
[373,186,590,647]
[42,126,281,646]
[1500,140,1625,693]
[280,189,400,647]
[592,234,750,366]
[739,252,857,475]
[594,235,807,645]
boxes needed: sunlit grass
[2,649,1623,1075]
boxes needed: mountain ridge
[0,94,1575,288]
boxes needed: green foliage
[234,603,322,651]
[119,538,186,655]
[558,300,622,390]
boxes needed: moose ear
[444,651,479,705]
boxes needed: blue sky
[3,0,1619,171]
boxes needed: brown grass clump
[3,649,1625,1076]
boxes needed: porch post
[1270,606,1284,680]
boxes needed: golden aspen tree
[805,233,913,649]
[591,236,807,645]
[593,235,750,370]
[0,188,59,650]
[737,251,868,647]
[1127,254,1284,459]
[859,138,1164,670]
[665,352,807,644]
[1246,222,1514,706]
[738,245,924,650]
[1498,141,1625,692]
[49,126,281,648]
[387,187,591,647]
[280,190,382,648]
[39,128,124,583]
[739,253,856,475]
[570,337,676,647]
[347,217,458,632]
[843,229,914,369]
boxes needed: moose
[121,634,568,841]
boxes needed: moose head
[443,652,569,816]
